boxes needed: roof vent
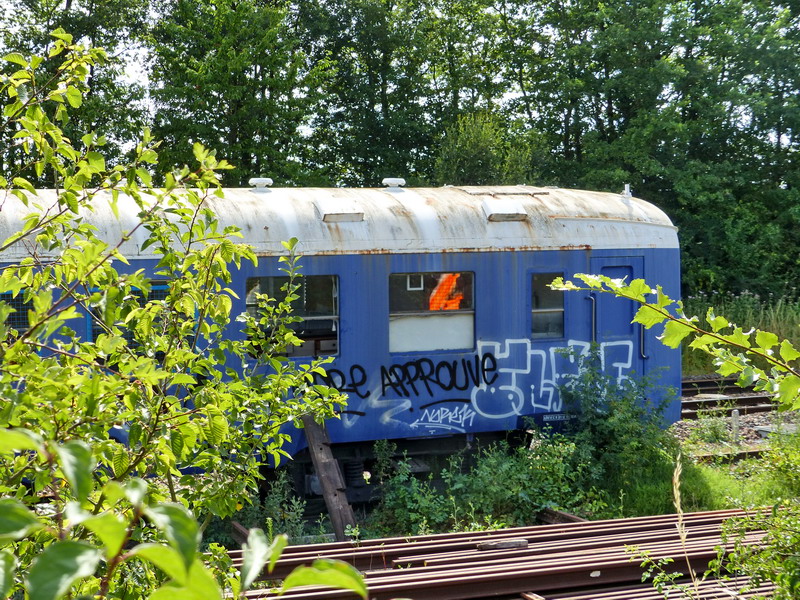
[382,177,406,187]
[482,198,528,222]
[249,177,273,191]
[313,198,365,223]
[622,183,632,197]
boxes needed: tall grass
[682,291,800,375]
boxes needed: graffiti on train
[409,401,477,433]
[322,339,635,432]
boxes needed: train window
[89,282,170,343]
[0,292,31,332]
[389,272,474,352]
[246,275,339,357]
[532,273,564,339]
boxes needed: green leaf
[625,278,652,300]
[185,558,222,600]
[170,373,196,386]
[131,543,188,584]
[125,478,148,507]
[112,444,130,478]
[50,29,73,43]
[705,308,729,333]
[688,334,719,352]
[266,532,288,575]
[0,549,15,598]
[83,512,128,560]
[0,427,43,454]
[282,560,367,599]
[724,327,752,348]
[86,151,105,172]
[0,499,42,542]
[128,422,143,448]
[779,339,800,363]
[65,86,82,108]
[2,52,28,67]
[241,530,287,590]
[203,409,227,445]
[755,330,779,351]
[147,559,222,600]
[778,376,800,410]
[147,587,200,600]
[146,504,200,570]
[56,440,95,502]
[736,367,759,388]
[12,177,36,194]
[716,359,742,377]
[26,541,102,600]
[654,286,673,309]
[170,430,184,460]
[633,304,667,328]
[658,320,695,348]
[575,273,604,289]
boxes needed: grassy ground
[682,291,800,375]
[677,292,800,511]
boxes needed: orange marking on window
[429,273,463,310]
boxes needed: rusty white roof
[0,186,678,260]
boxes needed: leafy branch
[551,274,800,409]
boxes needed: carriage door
[588,257,646,383]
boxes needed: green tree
[434,112,532,185]
[149,0,326,186]
[0,0,148,172]
[294,0,439,185]
[0,32,366,599]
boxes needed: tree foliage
[149,0,327,186]
[0,31,365,599]
[5,0,798,296]
[0,0,149,171]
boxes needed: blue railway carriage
[3,183,680,492]
[220,182,680,479]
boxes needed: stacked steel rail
[527,575,775,599]
[681,377,775,419]
[234,509,768,599]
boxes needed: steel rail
[529,574,775,599]
[231,510,756,578]
[394,523,726,568]
[235,510,753,579]
[250,546,729,600]
[238,510,766,600]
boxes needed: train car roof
[0,185,678,259]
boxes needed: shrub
[559,347,680,502]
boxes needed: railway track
[681,376,775,419]
[235,509,772,600]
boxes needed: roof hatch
[313,197,365,223]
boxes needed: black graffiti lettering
[416,358,436,396]
[403,361,422,397]
[380,353,499,398]
[348,365,370,398]
[482,353,498,385]
[381,365,406,395]
[314,365,371,398]
[391,365,410,396]
[451,357,476,391]
[318,352,498,400]
[464,355,483,388]
[435,361,455,391]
